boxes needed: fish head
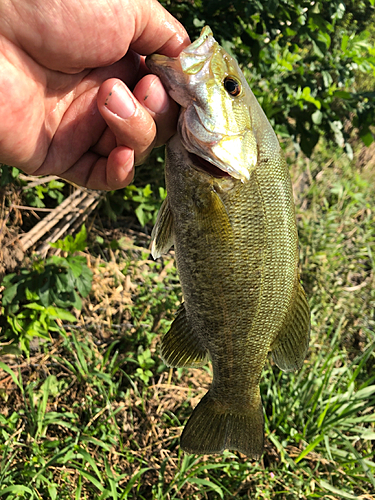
[146,26,258,182]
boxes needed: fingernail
[105,82,136,119]
[143,76,169,114]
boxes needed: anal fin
[161,304,208,368]
[271,280,310,372]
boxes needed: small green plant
[0,226,92,354]
[123,184,167,227]
[102,182,166,227]
[134,348,156,384]
[0,164,20,187]
[24,179,65,208]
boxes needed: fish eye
[223,76,241,96]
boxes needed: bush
[0,226,92,354]
[162,0,375,155]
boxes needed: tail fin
[180,391,264,458]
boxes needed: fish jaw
[146,26,258,182]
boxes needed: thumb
[97,74,179,190]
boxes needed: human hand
[0,0,189,189]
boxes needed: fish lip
[188,153,232,179]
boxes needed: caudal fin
[180,391,264,458]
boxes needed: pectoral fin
[271,281,310,372]
[161,304,208,367]
[151,196,174,259]
[197,187,233,245]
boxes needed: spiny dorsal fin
[161,304,208,368]
[271,280,310,372]
[151,196,174,259]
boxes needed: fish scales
[147,26,310,458]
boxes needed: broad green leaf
[317,31,331,49]
[71,290,83,310]
[2,282,20,306]
[24,302,45,311]
[143,184,153,197]
[0,485,33,496]
[188,478,224,498]
[50,225,87,252]
[71,225,88,252]
[320,479,364,498]
[301,87,321,109]
[322,70,333,89]
[48,484,57,500]
[334,90,352,99]
[76,266,93,297]
[135,204,147,227]
[67,257,84,278]
[0,362,22,389]
[47,307,77,322]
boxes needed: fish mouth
[189,153,232,178]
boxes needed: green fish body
[147,27,310,458]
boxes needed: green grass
[1,143,375,499]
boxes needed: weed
[0,226,92,354]
[24,179,65,209]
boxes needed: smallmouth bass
[146,26,310,458]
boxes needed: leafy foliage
[123,184,167,227]
[23,178,65,208]
[103,175,167,227]
[0,226,92,354]
[162,0,375,156]
[0,165,20,187]
[0,164,65,207]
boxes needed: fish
[146,26,310,458]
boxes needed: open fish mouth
[188,153,232,178]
